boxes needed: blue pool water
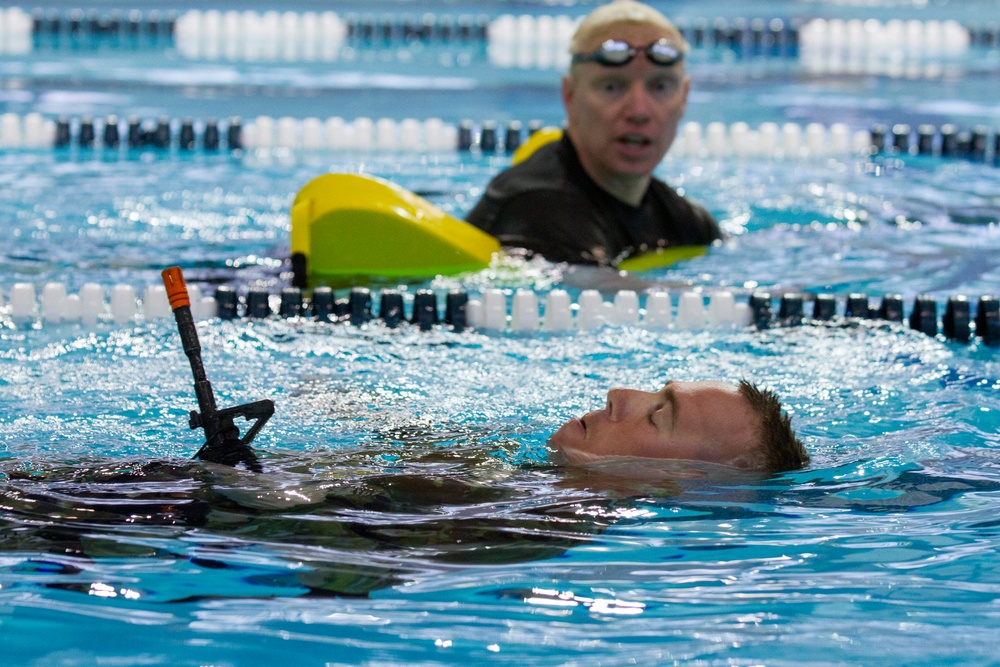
[2,1,1000,665]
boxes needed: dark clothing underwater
[465,135,722,266]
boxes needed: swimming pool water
[2,1,1000,665]
[4,315,1000,665]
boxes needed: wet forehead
[673,381,759,447]
[675,380,742,396]
[673,382,751,423]
[576,21,680,54]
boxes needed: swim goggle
[571,38,685,67]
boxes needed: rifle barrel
[162,267,217,418]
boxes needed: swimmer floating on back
[163,266,807,476]
[550,380,809,473]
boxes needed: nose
[622,83,652,123]
[606,388,646,420]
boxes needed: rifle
[162,266,273,472]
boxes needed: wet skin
[562,22,691,205]
[550,381,763,469]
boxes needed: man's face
[549,381,763,469]
[562,22,690,188]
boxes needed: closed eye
[660,383,678,430]
[649,397,670,427]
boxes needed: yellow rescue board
[617,245,708,272]
[290,170,709,285]
[510,126,563,165]
[291,173,501,282]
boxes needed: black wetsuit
[465,135,722,266]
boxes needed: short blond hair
[569,0,689,54]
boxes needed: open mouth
[618,134,652,147]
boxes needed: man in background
[466,0,721,266]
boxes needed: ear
[561,74,575,112]
[679,75,691,110]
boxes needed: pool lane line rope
[2,113,998,164]
[3,280,998,345]
[16,8,1000,52]
[485,16,983,70]
[9,8,1000,60]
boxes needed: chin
[550,445,604,466]
[612,160,661,177]
[550,417,586,449]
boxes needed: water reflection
[4,444,1000,603]
[1,444,632,599]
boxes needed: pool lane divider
[16,9,1000,53]
[3,280,998,346]
[486,16,990,70]
[26,7,176,38]
[10,8,1000,64]
[168,13,996,69]
[747,291,999,346]
[162,266,272,470]
[3,113,999,164]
